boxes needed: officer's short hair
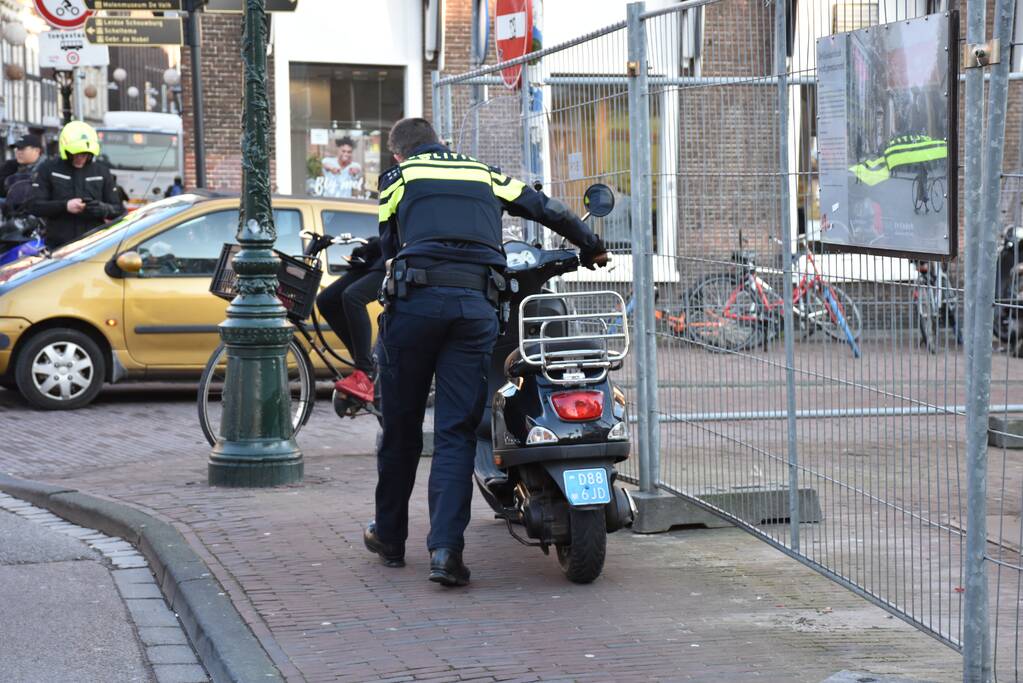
[388,118,439,158]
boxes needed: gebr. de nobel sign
[816,12,959,259]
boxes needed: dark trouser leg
[315,270,362,354]
[341,270,383,373]
[374,304,440,548]
[427,297,499,552]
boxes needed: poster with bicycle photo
[816,12,958,259]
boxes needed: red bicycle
[683,237,862,356]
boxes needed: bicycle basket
[209,242,323,322]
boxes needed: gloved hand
[580,236,610,270]
[83,200,114,219]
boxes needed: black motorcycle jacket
[378,143,604,268]
[28,157,125,248]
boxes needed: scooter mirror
[582,183,615,218]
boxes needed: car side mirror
[115,251,143,274]
[583,183,615,218]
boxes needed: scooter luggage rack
[518,291,629,385]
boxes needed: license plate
[563,468,611,506]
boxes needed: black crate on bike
[275,251,322,320]
[209,242,323,321]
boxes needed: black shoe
[364,521,405,568]
[428,548,470,587]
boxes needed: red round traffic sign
[33,0,91,31]
[494,0,532,90]
[66,50,80,65]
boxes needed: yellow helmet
[59,120,100,160]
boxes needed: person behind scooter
[364,117,609,587]
[314,235,385,403]
[0,134,47,264]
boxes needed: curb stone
[0,473,283,683]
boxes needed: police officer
[28,121,124,249]
[363,117,608,586]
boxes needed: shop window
[290,63,405,199]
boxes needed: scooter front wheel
[556,509,606,584]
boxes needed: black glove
[83,200,114,219]
[580,236,610,270]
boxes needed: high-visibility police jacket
[378,143,601,268]
[883,134,947,172]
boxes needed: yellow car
[0,193,379,409]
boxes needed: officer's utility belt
[385,258,506,308]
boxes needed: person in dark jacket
[1,133,45,199]
[362,117,608,586]
[315,235,385,402]
[28,121,124,249]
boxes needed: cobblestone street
[0,383,965,682]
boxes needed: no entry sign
[494,0,531,89]
[34,0,91,31]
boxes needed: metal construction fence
[435,0,1021,680]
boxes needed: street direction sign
[495,0,531,89]
[204,0,298,11]
[85,0,182,9]
[34,0,91,30]
[39,29,110,70]
[85,16,183,45]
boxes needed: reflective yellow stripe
[378,183,404,221]
[849,163,890,186]
[402,158,490,171]
[490,171,525,202]
[399,165,494,184]
[379,178,403,201]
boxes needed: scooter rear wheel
[556,509,606,584]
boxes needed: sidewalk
[0,385,963,682]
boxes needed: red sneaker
[336,370,375,404]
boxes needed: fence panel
[437,19,643,483]
[436,0,1021,677]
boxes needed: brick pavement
[0,384,964,682]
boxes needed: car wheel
[15,328,106,410]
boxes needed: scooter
[994,224,1023,356]
[473,183,635,584]
[0,217,45,267]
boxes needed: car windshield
[50,196,199,261]
[96,130,179,172]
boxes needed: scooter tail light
[526,426,559,445]
[550,390,604,422]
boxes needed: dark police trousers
[375,285,499,553]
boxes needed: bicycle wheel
[805,282,862,342]
[683,274,760,352]
[929,177,946,213]
[197,339,316,446]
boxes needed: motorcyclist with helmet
[27,120,124,250]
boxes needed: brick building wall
[180,12,276,192]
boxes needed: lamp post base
[209,439,304,488]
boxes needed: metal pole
[774,0,799,550]
[208,0,303,488]
[73,69,85,121]
[520,63,537,244]
[470,0,482,157]
[627,2,659,493]
[963,0,1014,676]
[431,70,441,131]
[188,8,207,188]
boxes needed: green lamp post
[208,0,303,487]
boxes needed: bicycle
[683,236,862,357]
[911,170,946,215]
[912,260,962,354]
[197,232,377,446]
